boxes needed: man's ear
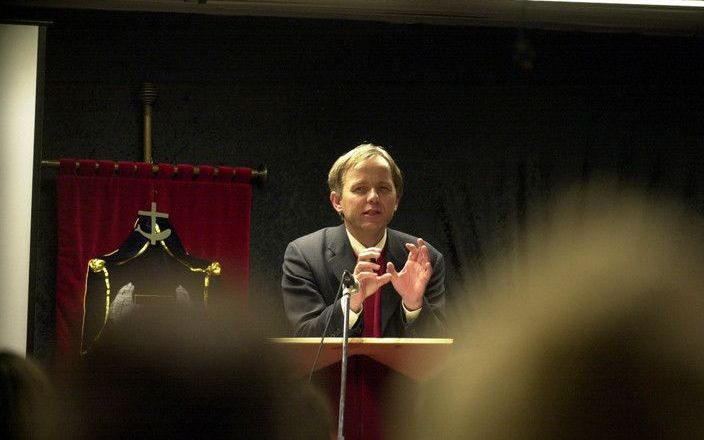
[394,196,400,212]
[330,191,344,215]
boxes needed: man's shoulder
[288,225,345,248]
[387,227,418,243]
[387,228,443,256]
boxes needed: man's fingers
[386,261,398,277]
[377,273,392,286]
[356,271,377,282]
[418,244,430,265]
[358,248,382,261]
[357,271,392,293]
[356,248,382,275]
[405,243,419,261]
[354,261,379,274]
[357,271,391,283]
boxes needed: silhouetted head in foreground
[394,182,704,440]
[65,305,332,439]
[0,351,54,440]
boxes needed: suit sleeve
[281,241,363,337]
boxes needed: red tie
[362,250,385,337]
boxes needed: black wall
[23,9,704,362]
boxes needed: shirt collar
[346,228,387,255]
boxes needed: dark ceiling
[5,0,704,35]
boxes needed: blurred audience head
[395,181,704,440]
[63,305,332,439]
[1,351,54,440]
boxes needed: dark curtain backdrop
[19,8,704,361]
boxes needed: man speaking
[281,143,447,338]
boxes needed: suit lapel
[327,224,357,295]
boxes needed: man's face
[330,155,399,246]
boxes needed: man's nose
[367,188,379,202]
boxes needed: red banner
[55,160,252,357]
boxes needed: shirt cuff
[402,302,422,323]
[343,302,362,329]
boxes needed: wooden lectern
[270,338,454,440]
[270,337,453,381]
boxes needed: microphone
[341,270,359,296]
[308,269,358,383]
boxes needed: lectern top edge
[269,337,454,345]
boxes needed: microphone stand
[308,269,357,440]
[337,286,352,440]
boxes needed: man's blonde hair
[327,143,404,199]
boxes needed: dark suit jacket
[282,224,447,337]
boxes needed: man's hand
[387,238,432,311]
[350,247,392,313]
